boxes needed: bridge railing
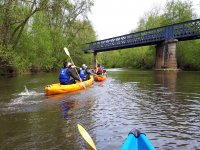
[83,19,200,53]
[87,27,166,52]
[173,19,200,40]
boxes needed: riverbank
[1,64,200,77]
[0,62,58,77]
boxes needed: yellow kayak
[45,76,94,95]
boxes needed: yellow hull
[45,76,94,95]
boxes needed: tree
[161,0,196,25]
[0,0,49,48]
[0,0,96,75]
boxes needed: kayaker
[96,64,103,75]
[100,64,105,71]
[79,64,91,81]
[59,62,82,85]
[100,64,107,75]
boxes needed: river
[0,69,200,150]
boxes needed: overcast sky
[88,0,200,40]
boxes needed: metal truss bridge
[83,19,200,53]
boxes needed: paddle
[95,59,99,75]
[77,124,97,150]
[64,47,86,89]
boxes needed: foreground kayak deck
[45,76,94,95]
[121,129,156,150]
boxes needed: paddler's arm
[68,69,82,81]
[86,68,91,75]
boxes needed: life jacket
[79,68,86,80]
[100,66,104,70]
[59,68,70,83]
[97,67,103,74]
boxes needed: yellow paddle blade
[81,82,86,89]
[77,124,97,150]
[64,47,70,56]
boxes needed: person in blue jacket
[59,62,81,85]
[79,64,91,81]
[100,64,104,71]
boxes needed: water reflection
[155,70,177,92]
[60,100,70,120]
[0,70,200,149]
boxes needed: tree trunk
[0,0,12,46]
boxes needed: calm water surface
[0,69,200,150]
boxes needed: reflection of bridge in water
[83,19,200,70]
[155,71,177,92]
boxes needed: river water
[0,69,200,150]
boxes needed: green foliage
[0,44,28,74]
[136,7,163,31]
[177,40,200,70]
[98,51,123,68]
[98,46,155,69]
[161,0,196,25]
[0,0,96,75]
[0,0,200,75]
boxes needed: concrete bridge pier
[91,52,97,69]
[155,39,178,70]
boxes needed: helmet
[82,64,87,68]
[67,62,72,67]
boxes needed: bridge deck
[83,19,200,53]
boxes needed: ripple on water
[0,90,45,114]
[11,91,43,105]
[1,71,200,150]
[83,77,200,150]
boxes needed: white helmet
[82,64,87,68]
[67,62,72,67]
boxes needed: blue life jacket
[100,66,104,70]
[59,68,70,83]
[80,69,86,80]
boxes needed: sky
[88,0,200,40]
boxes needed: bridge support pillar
[155,39,178,70]
[91,52,97,69]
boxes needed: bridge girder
[82,19,200,53]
